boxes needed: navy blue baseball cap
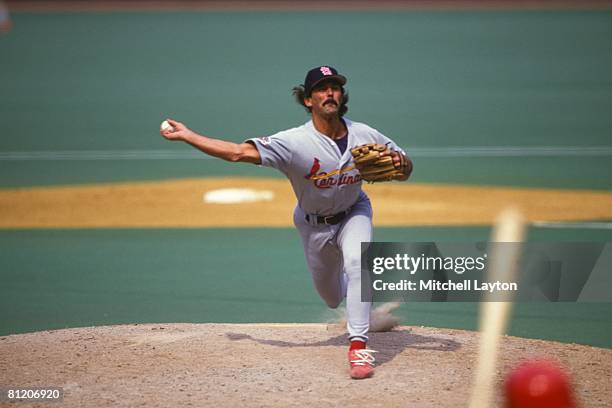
[303,66,347,96]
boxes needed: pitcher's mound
[1,323,610,407]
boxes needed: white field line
[1,146,611,161]
[531,221,612,230]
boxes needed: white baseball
[160,120,173,132]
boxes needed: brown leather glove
[351,143,409,183]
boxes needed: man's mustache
[323,99,338,106]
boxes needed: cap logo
[320,66,333,76]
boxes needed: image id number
[2,387,63,401]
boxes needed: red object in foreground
[505,359,576,408]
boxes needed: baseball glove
[351,143,408,183]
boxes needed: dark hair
[292,85,349,117]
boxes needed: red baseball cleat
[348,348,377,379]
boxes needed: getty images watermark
[370,251,514,292]
[361,242,612,302]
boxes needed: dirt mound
[1,323,610,407]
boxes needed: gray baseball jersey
[247,118,405,216]
[247,118,406,341]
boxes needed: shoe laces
[350,349,377,366]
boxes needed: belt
[305,209,349,226]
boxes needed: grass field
[1,7,611,348]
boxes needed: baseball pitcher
[161,66,413,379]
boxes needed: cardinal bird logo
[305,158,321,179]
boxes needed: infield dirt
[1,323,610,407]
[1,177,611,228]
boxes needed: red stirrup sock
[350,340,366,351]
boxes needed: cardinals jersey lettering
[247,119,405,215]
